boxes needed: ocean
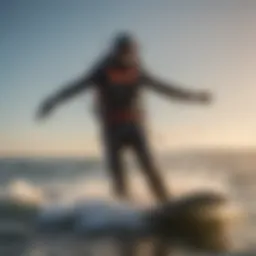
[0,150,255,255]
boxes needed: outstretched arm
[53,75,93,100]
[36,73,96,120]
[143,71,211,104]
[36,54,109,120]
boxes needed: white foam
[6,179,45,205]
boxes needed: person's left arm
[142,70,212,104]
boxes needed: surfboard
[153,190,243,252]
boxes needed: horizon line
[1,146,256,159]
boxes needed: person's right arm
[36,75,94,119]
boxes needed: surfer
[37,32,212,202]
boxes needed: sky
[1,0,256,157]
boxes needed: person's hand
[194,91,212,104]
[36,97,57,120]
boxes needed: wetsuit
[53,55,199,201]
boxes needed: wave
[0,168,233,221]
[0,170,246,255]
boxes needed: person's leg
[104,127,129,199]
[130,125,169,202]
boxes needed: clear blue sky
[1,0,256,156]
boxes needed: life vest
[95,66,141,124]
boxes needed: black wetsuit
[90,56,170,201]
[55,55,197,201]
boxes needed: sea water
[0,151,255,255]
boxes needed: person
[36,192,231,256]
[37,32,212,202]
